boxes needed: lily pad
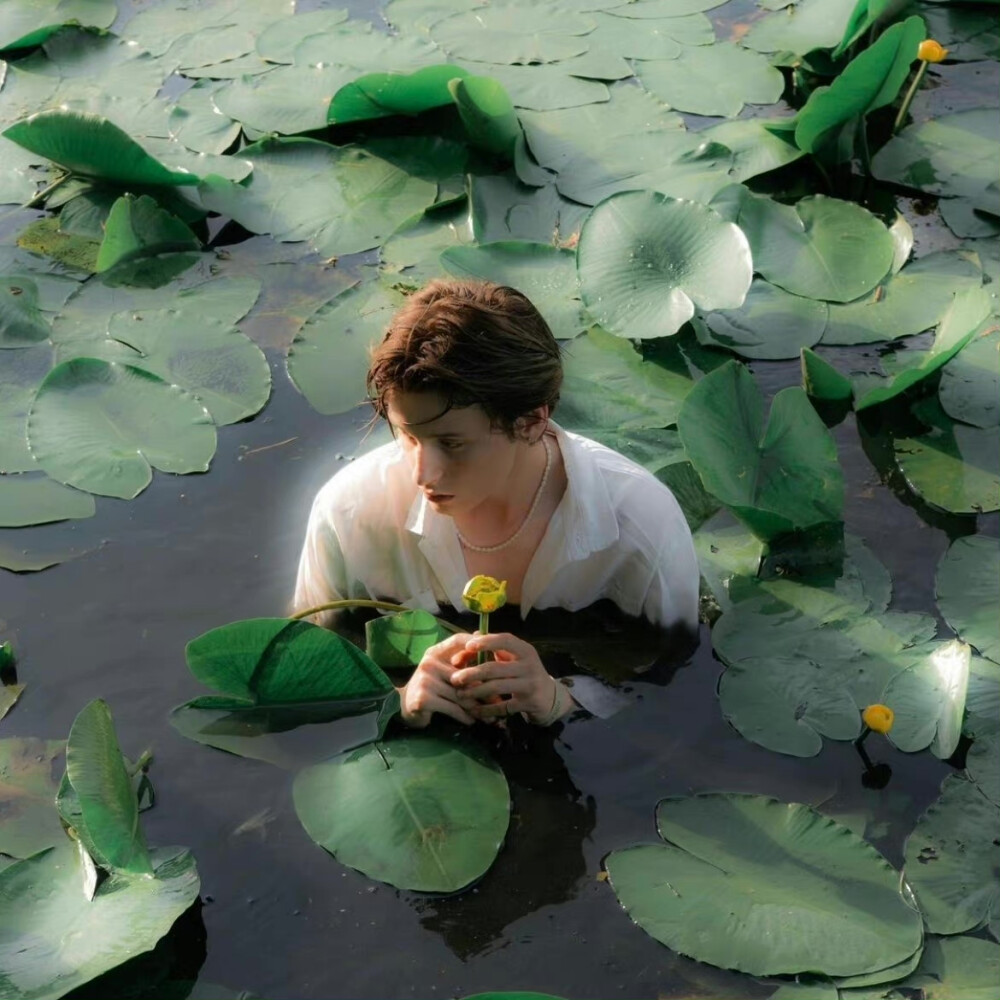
[801,346,854,401]
[0,842,200,1000]
[293,733,510,892]
[635,43,783,118]
[287,280,402,417]
[578,191,752,339]
[699,280,828,360]
[198,137,438,257]
[882,639,970,760]
[822,250,985,345]
[3,110,199,187]
[893,397,1000,514]
[794,16,926,162]
[448,75,521,159]
[468,173,589,245]
[27,358,217,500]
[737,193,895,303]
[743,0,858,55]
[1,276,49,347]
[379,202,474,288]
[255,9,352,63]
[939,326,999,428]
[0,474,95,526]
[888,934,1000,1000]
[936,535,1000,663]
[966,732,1000,807]
[185,617,394,706]
[606,793,923,976]
[698,117,805,183]
[0,737,65,858]
[96,194,201,275]
[365,609,453,670]
[903,774,1000,935]
[329,64,470,124]
[677,360,843,541]
[441,241,584,341]
[0,0,116,53]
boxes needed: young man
[293,279,698,728]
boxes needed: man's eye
[440,440,463,452]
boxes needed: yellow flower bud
[917,40,948,63]
[462,575,507,615]
[862,704,894,734]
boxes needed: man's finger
[466,631,534,657]
[450,661,522,688]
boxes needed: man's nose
[413,444,441,489]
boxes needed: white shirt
[293,422,699,630]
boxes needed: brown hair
[367,279,562,438]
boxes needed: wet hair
[367,278,562,439]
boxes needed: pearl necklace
[456,436,552,553]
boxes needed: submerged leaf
[293,734,510,892]
[0,474,95,527]
[0,737,65,858]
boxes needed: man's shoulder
[311,441,412,518]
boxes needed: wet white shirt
[293,422,699,630]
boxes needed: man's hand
[449,632,571,723]
[399,632,478,728]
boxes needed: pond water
[1,0,998,998]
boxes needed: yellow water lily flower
[917,39,948,63]
[862,704,894,734]
[462,575,507,615]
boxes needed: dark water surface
[2,1,999,998]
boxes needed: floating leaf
[801,346,854,401]
[468,173,588,245]
[329,64,470,124]
[794,16,926,161]
[699,280,828,360]
[293,734,510,892]
[939,327,999,428]
[185,618,394,706]
[738,193,895,303]
[606,793,923,976]
[3,110,199,187]
[936,535,1000,663]
[635,43,783,118]
[198,138,437,257]
[380,202,474,287]
[28,359,217,500]
[61,698,152,875]
[0,276,49,347]
[903,774,1000,935]
[0,1,116,53]
[698,117,805,182]
[0,842,200,1000]
[96,194,200,274]
[0,737,65,858]
[448,75,521,158]
[0,474,95,527]
[441,241,584,340]
[967,732,1000,807]
[255,9,352,63]
[678,360,843,541]
[889,934,1000,1000]
[743,0,858,55]
[578,191,752,339]
[365,610,453,670]
[822,250,984,345]
[287,280,402,417]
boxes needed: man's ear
[516,406,550,442]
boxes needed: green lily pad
[365,610,453,670]
[794,16,927,162]
[822,250,985,345]
[27,358,217,500]
[578,191,752,340]
[606,793,923,977]
[903,774,1000,935]
[468,173,589,245]
[801,346,854,401]
[169,694,400,770]
[16,217,99,274]
[329,64,470,124]
[737,193,896,303]
[698,117,805,182]
[185,617,394,706]
[287,280,402,417]
[0,136,43,204]
[96,194,200,274]
[0,841,200,1000]
[883,639,970,759]
[440,241,583,341]
[255,9,351,63]
[743,0,858,55]
[635,43,783,118]
[95,308,271,426]
[167,80,241,155]
[966,732,1000,807]
[559,325,695,435]
[0,0,116,53]
[198,137,438,257]
[678,360,843,541]
[939,326,999,428]
[60,698,152,875]
[0,474,95,526]
[0,737,65,858]
[936,535,1000,663]
[699,280,828,360]
[872,108,1000,201]
[429,6,596,64]
[857,285,994,410]
[3,110,199,187]
[587,10,710,56]
[0,344,54,473]
[0,275,49,347]
[379,202,474,289]
[0,684,23,723]
[448,75,521,159]
[965,655,1000,739]
[888,934,1000,1000]
[893,397,1000,514]
[293,734,510,892]
[602,0,730,17]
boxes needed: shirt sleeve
[641,517,700,632]
[292,493,351,626]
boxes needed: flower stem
[893,61,928,134]
[289,599,463,634]
[856,725,872,745]
[477,611,489,665]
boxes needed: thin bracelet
[531,675,567,727]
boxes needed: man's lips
[425,492,453,502]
